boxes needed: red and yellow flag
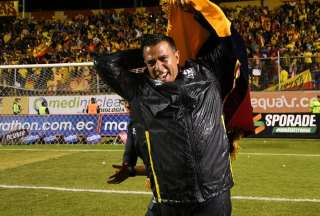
[162,0,254,135]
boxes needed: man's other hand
[107,164,130,184]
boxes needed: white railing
[0,62,94,69]
[0,55,319,95]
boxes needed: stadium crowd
[0,1,319,93]
[0,9,166,94]
[225,1,320,89]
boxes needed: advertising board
[251,91,320,113]
[253,113,320,138]
[28,95,125,114]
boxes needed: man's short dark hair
[141,34,177,51]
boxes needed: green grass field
[0,138,320,216]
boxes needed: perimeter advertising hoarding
[0,115,99,136]
[0,113,129,138]
[100,113,129,136]
[253,113,320,138]
[250,91,320,113]
[1,112,318,139]
[28,95,125,114]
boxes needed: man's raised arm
[191,1,254,136]
[165,0,238,98]
[94,49,145,100]
[165,0,254,140]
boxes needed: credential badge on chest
[182,68,195,79]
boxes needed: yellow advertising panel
[265,70,312,91]
[0,1,18,16]
[0,97,29,115]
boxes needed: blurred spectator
[69,70,90,92]
[303,46,313,70]
[12,98,22,115]
[289,58,298,77]
[37,100,50,115]
[310,95,320,113]
[86,97,100,114]
[47,68,65,92]
[280,68,289,83]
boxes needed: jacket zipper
[184,108,205,201]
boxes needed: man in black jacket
[95,1,252,215]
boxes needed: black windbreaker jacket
[94,35,238,203]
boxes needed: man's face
[143,41,180,82]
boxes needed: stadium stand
[0,2,319,92]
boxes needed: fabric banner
[265,70,313,91]
[165,0,254,135]
[0,1,18,16]
[250,90,320,113]
[252,113,320,138]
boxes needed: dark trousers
[145,190,231,216]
